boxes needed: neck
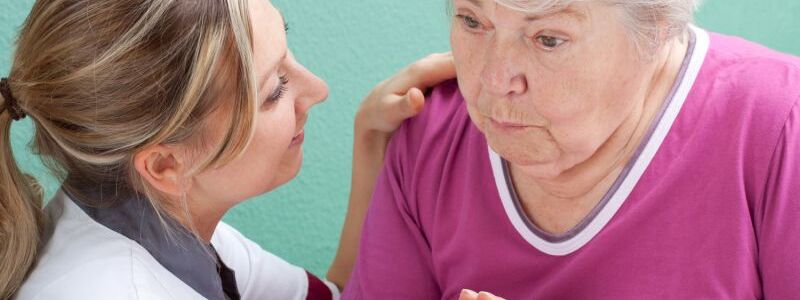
[168,195,230,243]
[511,36,689,203]
[190,205,227,242]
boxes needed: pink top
[344,27,800,299]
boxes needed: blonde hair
[0,0,260,297]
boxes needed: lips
[290,130,305,147]
[488,118,534,131]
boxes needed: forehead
[249,0,286,77]
[454,0,589,22]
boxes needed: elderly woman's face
[451,0,653,177]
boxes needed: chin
[489,139,566,177]
[270,151,304,189]
[487,133,560,160]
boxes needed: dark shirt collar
[66,189,240,300]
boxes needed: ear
[133,144,191,197]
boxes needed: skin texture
[450,0,688,234]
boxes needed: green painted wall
[1,0,798,276]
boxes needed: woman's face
[192,0,328,205]
[451,0,653,178]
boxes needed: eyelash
[266,74,289,103]
[455,14,482,30]
[456,14,567,50]
[535,36,567,50]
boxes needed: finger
[477,291,506,300]
[386,88,424,121]
[376,91,419,130]
[391,52,456,92]
[459,289,479,300]
[408,52,455,89]
[406,87,425,114]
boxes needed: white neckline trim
[489,25,710,256]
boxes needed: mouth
[289,130,305,147]
[488,118,534,131]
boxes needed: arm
[326,53,455,289]
[758,101,800,299]
[342,123,441,299]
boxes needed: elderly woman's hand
[355,52,455,135]
[459,289,507,300]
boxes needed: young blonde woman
[0,0,454,299]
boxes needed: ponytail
[0,89,43,299]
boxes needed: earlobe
[133,145,189,197]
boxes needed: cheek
[526,46,627,128]
[247,106,296,174]
[451,32,482,94]
[526,72,588,126]
[452,33,486,130]
[219,105,298,195]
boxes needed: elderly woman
[343,0,800,299]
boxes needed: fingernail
[461,289,478,297]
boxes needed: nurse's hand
[355,52,455,135]
[459,289,507,300]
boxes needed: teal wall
[1,0,798,276]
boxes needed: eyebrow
[460,0,587,22]
[257,9,289,100]
[465,0,483,7]
[525,6,587,22]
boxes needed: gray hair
[495,0,701,54]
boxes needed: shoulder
[17,194,190,299]
[387,79,479,175]
[395,78,469,144]
[690,31,800,158]
[687,30,800,204]
[17,248,174,299]
[702,31,800,119]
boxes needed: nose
[479,38,527,97]
[290,53,329,114]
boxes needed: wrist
[354,126,391,148]
[354,112,390,140]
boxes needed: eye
[456,14,482,30]
[265,74,289,104]
[536,35,567,49]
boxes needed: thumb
[477,291,506,300]
[459,289,479,300]
[404,87,425,115]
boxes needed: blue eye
[536,35,567,49]
[456,14,481,29]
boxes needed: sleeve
[342,123,441,299]
[212,223,340,300]
[758,101,800,299]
